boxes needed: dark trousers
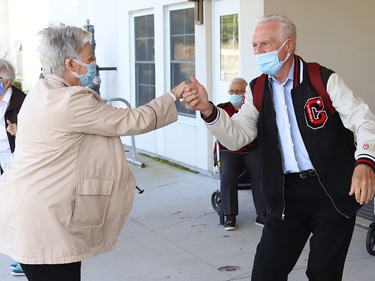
[220,149,266,218]
[251,175,356,281]
[20,262,81,281]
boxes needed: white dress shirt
[269,62,314,173]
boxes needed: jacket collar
[293,55,305,88]
[6,86,24,113]
[45,74,71,87]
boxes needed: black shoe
[255,216,266,227]
[224,215,236,231]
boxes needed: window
[170,8,195,117]
[220,14,239,80]
[135,15,155,107]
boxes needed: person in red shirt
[216,78,267,230]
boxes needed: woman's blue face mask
[71,59,97,87]
[0,79,7,96]
[0,82,5,94]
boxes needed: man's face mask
[254,39,291,75]
[229,94,244,106]
[70,59,97,87]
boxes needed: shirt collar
[268,58,295,86]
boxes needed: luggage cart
[366,200,375,255]
[210,140,251,225]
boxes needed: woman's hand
[6,120,17,136]
[171,81,193,100]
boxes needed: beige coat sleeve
[67,89,178,136]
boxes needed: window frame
[133,13,156,107]
[167,4,196,119]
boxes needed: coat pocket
[68,178,113,229]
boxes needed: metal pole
[103,97,145,168]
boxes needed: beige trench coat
[0,75,178,264]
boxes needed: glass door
[213,0,240,104]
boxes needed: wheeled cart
[366,200,375,256]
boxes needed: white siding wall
[0,0,10,58]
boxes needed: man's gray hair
[0,58,16,84]
[257,15,297,42]
[232,77,248,88]
[37,23,92,77]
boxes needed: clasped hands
[171,76,213,117]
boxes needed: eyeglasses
[228,90,246,95]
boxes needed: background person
[182,15,375,281]
[216,77,266,230]
[0,23,189,281]
[0,58,26,276]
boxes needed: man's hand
[6,120,17,136]
[181,76,212,116]
[349,164,375,205]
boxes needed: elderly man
[183,15,375,281]
[216,77,266,230]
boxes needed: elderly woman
[0,58,27,276]
[0,24,187,281]
[0,59,26,171]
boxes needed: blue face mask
[0,82,5,94]
[229,94,243,106]
[71,59,97,87]
[254,40,291,75]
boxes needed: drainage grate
[218,266,241,272]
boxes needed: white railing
[103,97,145,168]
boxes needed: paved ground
[1,153,374,280]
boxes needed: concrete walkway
[1,153,374,280]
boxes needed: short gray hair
[0,58,16,84]
[257,15,297,42]
[37,23,92,77]
[232,77,248,89]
